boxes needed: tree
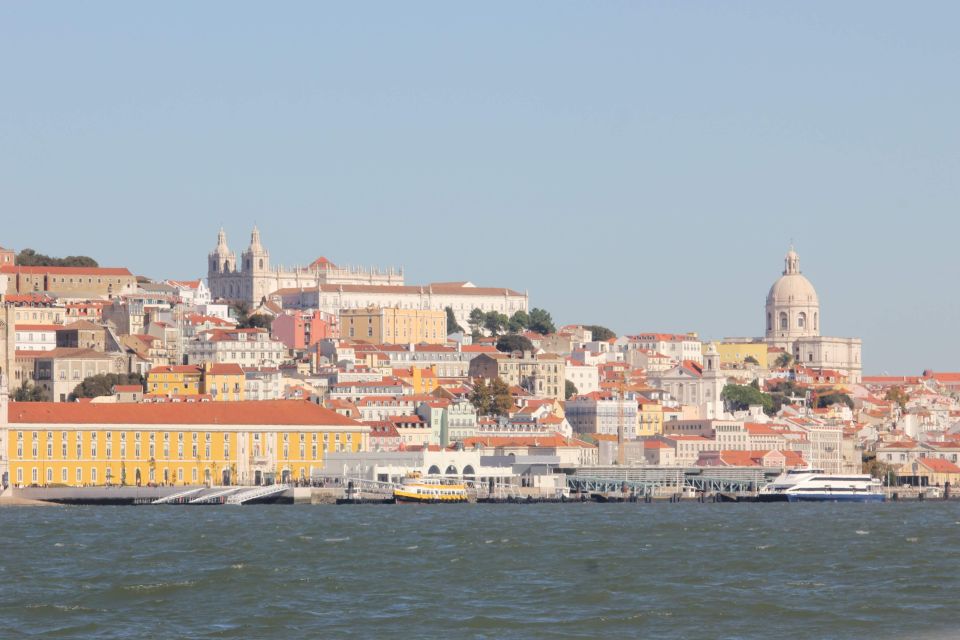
[483,311,508,336]
[71,373,145,401]
[528,308,556,335]
[744,355,759,366]
[16,248,98,267]
[13,381,44,402]
[774,352,794,369]
[230,301,252,325]
[584,325,616,342]
[496,334,534,353]
[470,377,513,416]
[488,377,514,416]
[815,392,854,410]
[469,379,492,415]
[721,383,773,414]
[565,380,578,400]
[240,314,272,330]
[507,310,530,334]
[468,308,485,335]
[885,386,910,409]
[445,307,463,335]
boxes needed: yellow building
[5,399,368,487]
[147,365,203,396]
[341,307,447,345]
[201,363,245,402]
[714,340,769,369]
[636,401,664,437]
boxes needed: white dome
[767,273,818,306]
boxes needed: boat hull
[786,493,885,503]
[394,494,468,504]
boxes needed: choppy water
[1,502,958,639]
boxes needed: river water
[0,502,956,639]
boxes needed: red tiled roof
[1,265,132,276]
[8,400,364,426]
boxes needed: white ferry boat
[759,468,885,503]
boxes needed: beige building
[33,348,125,402]
[468,352,566,400]
[2,266,136,298]
[340,307,446,345]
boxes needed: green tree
[744,355,759,366]
[815,392,854,410]
[13,381,44,402]
[483,311,509,336]
[774,352,794,369]
[445,307,464,335]
[16,248,99,267]
[240,313,273,330]
[507,310,530,334]
[565,379,578,400]
[469,379,491,415]
[488,377,514,416]
[468,308,485,335]
[230,301,252,325]
[470,377,513,416]
[885,386,910,409]
[528,308,556,335]
[496,334,534,353]
[71,373,145,400]
[721,383,774,414]
[584,325,616,341]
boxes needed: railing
[189,487,242,504]
[152,487,205,504]
[226,483,291,504]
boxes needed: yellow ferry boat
[393,474,468,504]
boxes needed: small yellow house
[147,365,203,396]
[202,363,245,402]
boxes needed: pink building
[271,310,336,350]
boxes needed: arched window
[259,259,263,269]
[798,312,806,329]
[767,313,772,331]
[814,313,818,331]
[779,312,788,331]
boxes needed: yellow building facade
[341,307,447,345]
[4,400,368,488]
[147,365,203,396]
[714,340,769,369]
[201,363,245,402]
[636,401,664,437]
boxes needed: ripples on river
[1,502,957,639]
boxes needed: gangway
[189,487,242,504]
[226,483,291,505]
[152,488,205,504]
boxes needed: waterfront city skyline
[3,2,960,373]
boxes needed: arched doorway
[463,465,476,479]
[445,465,458,476]
[281,469,291,484]
[427,465,441,475]
[135,468,142,487]
[222,468,231,486]
[163,469,169,485]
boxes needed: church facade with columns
[764,247,862,383]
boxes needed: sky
[1,2,958,374]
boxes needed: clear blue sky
[2,3,958,374]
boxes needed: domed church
[764,247,862,383]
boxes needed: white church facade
[764,247,862,383]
